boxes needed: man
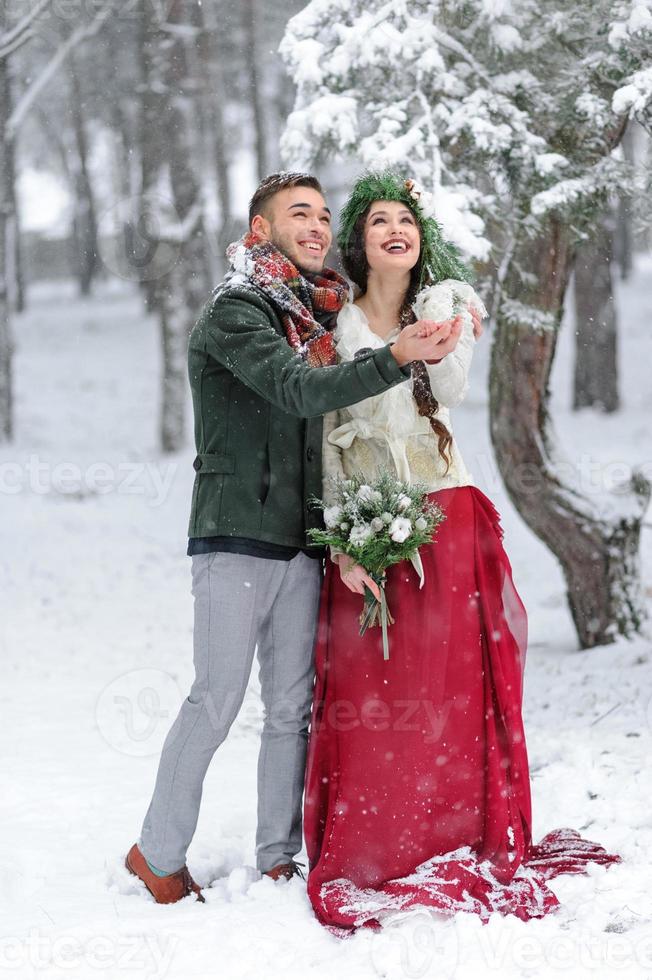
[125,172,466,903]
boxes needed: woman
[303,172,619,932]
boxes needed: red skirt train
[304,486,619,932]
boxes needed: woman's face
[363,200,421,277]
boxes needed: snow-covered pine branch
[280,0,652,260]
[613,66,652,126]
[279,0,652,648]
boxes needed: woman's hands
[334,554,381,601]
[390,304,483,366]
[417,305,483,341]
[414,304,483,364]
[390,320,459,366]
[469,306,483,339]
[414,315,462,363]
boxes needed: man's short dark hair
[248,172,323,227]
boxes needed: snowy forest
[2,0,652,977]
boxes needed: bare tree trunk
[67,47,99,296]
[615,124,634,280]
[7,165,25,312]
[107,27,140,207]
[196,3,233,277]
[490,217,650,648]
[106,95,141,290]
[242,0,268,180]
[573,211,619,412]
[107,90,141,250]
[140,0,211,452]
[0,18,14,442]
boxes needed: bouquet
[309,471,446,660]
[413,278,487,333]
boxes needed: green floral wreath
[337,170,474,290]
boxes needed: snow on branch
[281,94,359,169]
[530,154,629,218]
[613,66,652,122]
[6,3,111,140]
[281,0,652,266]
[608,0,652,46]
[499,299,557,333]
[608,2,652,131]
[0,0,53,61]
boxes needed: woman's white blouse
[322,302,475,505]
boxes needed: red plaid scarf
[225,231,349,367]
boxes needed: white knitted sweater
[322,301,475,504]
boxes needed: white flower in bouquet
[370,517,385,533]
[389,517,413,543]
[349,523,374,547]
[381,512,393,525]
[415,516,429,532]
[413,279,487,333]
[397,493,412,513]
[357,484,382,506]
[324,505,342,528]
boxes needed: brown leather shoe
[125,844,205,904]
[262,859,306,882]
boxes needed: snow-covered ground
[1,258,651,979]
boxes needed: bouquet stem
[359,576,394,660]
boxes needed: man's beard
[269,228,322,277]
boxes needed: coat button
[306,447,315,462]
[193,456,203,471]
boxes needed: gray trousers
[138,550,321,874]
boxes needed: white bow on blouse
[328,304,431,587]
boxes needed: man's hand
[391,317,463,366]
[334,554,381,601]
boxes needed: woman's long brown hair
[340,209,452,472]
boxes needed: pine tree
[281,0,652,647]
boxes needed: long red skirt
[304,486,619,932]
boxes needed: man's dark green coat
[187,284,409,552]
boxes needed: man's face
[252,186,333,273]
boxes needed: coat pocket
[192,453,235,475]
[259,442,271,506]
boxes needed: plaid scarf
[225,231,349,367]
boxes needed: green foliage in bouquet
[309,470,445,574]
